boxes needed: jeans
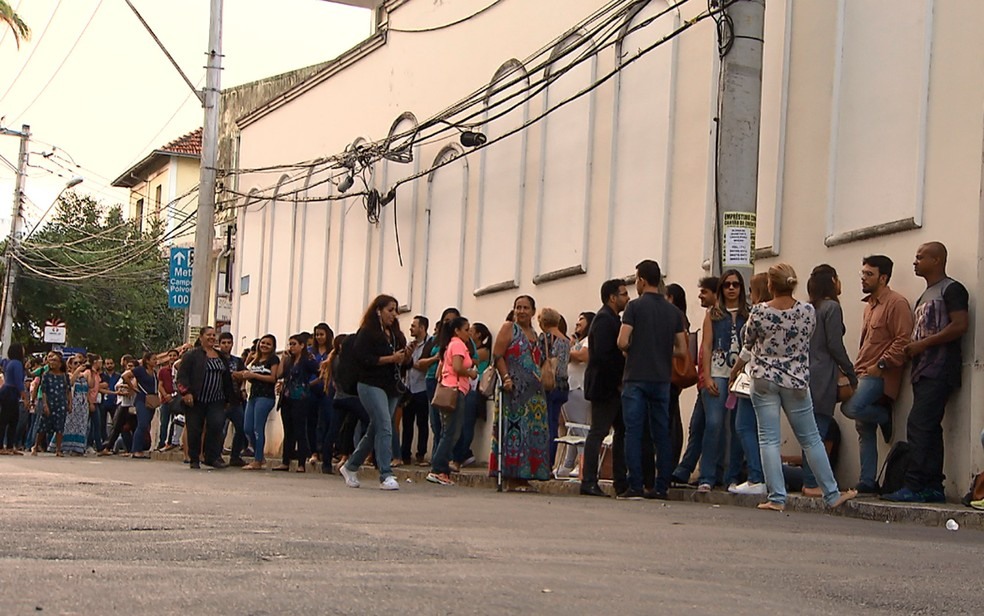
[131,397,155,454]
[225,401,246,460]
[431,392,465,475]
[453,389,480,464]
[185,399,226,465]
[840,376,890,486]
[280,398,310,464]
[699,378,733,487]
[904,377,953,492]
[346,383,399,482]
[330,394,369,460]
[801,413,833,489]
[401,390,430,462]
[581,396,627,492]
[156,397,174,450]
[675,395,706,479]
[317,394,336,470]
[669,385,683,469]
[751,378,842,506]
[244,396,276,462]
[622,380,672,493]
[426,378,442,447]
[729,395,763,484]
[307,395,322,457]
[546,387,569,467]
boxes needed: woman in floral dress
[34,352,69,456]
[62,355,93,456]
[490,295,550,491]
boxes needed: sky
[0,0,371,231]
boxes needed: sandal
[295,467,306,473]
[830,489,858,509]
[271,464,290,472]
[757,501,785,512]
[243,461,264,470]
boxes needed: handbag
[478,364,498,398]
[431,383,459,413]
[671,331,699,389]
[729,370,751,398]
[138,377,161,410]
[540,334,557,392]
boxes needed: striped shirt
[200,357,226,404]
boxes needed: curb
[149,450,984,531]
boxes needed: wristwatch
[877,359,888,370]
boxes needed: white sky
[0,0,371,229]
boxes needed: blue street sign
[168,247,193,309]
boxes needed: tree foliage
[13,192,183,359]
[0,1,30,49]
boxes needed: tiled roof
[159,127,202,157]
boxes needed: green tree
[13,192,184,359]
[0,1,30,49]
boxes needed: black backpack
[878,441,910,495]
[334,334,360,397]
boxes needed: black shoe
[579,483,609,498]
[643,489,669,500]
[879,414,893,443]
[855,481,880,495]
[616,488,644,500]
[205,459,227,469]
[321,464,334,475]
[189,461,201,470]
[228,457,246,467]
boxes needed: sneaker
[461,456,476,467]
[426,472,442,484]
[448,461,461,473]
[731,481,767,496]
[555,466,573,479]
[970,498,984,511]
[918,488,946,503]
[696,483,712,493]
[339,465,360,488]
[380,476,400,491]
[855,481,880,495]
[726,483,739,494]
[228,457,247,468]
[616,488,644,500]
[426,472,454,486]
[880,487,925,503]
[643,489,668,500]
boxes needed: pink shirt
[440,337,473,394]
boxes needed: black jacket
[584,305,624,402]
[176,347,234,405]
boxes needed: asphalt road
[0,456,979,615]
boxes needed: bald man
[882,242,968,503]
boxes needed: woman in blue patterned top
[731,264,856,512]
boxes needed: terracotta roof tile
[159,127,202,157]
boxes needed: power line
[0,0,64,107]
[388,0,504,33]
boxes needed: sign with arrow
[168,247,193,309]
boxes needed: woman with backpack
[338,294,413,491]
[275,333,320,472]
[239,334,280,470]
[325,333,370,470]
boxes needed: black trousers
[401,390,430,462]
[225,401,246,460]
[280,398,310,464]
[103,406,135,452]
[905,377,953,492]
[330,396,369,460]
[669,385,683,470]
[0,395,19,448]
[186,400,226,464]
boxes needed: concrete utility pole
[713,0,764,284]
[187,0,223,341]
[0,124,30,355]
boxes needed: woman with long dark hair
[338,295,413,491]
[275,333,320,472]
[665,284,689,469]
[0,343,26,454]
[35,352,69,456]
[538,307,571,468]
[123,352,159,459]
[452,321,493,469]
[239,334,279,470]
[307,322,334,466]
[428,316,477,485]
[491,295,550,491]
[62,354,94,456]
[804,264,857,496]
[176,326,233,469]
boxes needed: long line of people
[0,242,972,507]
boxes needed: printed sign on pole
[168,247,193,309]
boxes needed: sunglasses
[722,281,742,289]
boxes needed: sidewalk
[149,450,984,531]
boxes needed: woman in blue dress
[61,354,93,455]
[34,352,69,456]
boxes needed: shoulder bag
[478,363,498,398]
[138,372,161,410]
[540,334,557,392]
[671,331,699,390]
[431,360,459,412]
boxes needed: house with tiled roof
[112,127,202,245]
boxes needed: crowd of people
[0,241,973,507]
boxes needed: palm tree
[0,1,30,49]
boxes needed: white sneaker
[555,466,573,479]
[461,456,476,467]
[732,481,767,495]
[339,465,360,488]
[380,476,400,491]
[727,483,740,494]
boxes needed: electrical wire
[388,0,505,33]
[0,0,63,106]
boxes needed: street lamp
[22,176,83,242]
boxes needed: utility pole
[187,0,223,341]
[714,0,764,284]
[0,124,30,355]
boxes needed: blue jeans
[729,395,763,484]
[156,398,173,449]
[225,401,246,460]
[431,392,466,475]
[675,395,707,478]
[621,380,672,493]
[426,378,442,447]
[801,413,833,489]
[131,397,155,454]
[346,383,399,482]
[699,378,733,487]
[244,396,276,462]
[839,376,889,486]
[751,378,842,506]
[546,387,569,467]
[453,389,480,464]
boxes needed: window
[423,146,468,318]
[134,198,144,232]
[474,59,529,295]
[535,33,598,283]
[154,185,163,220]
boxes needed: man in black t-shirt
[616,260,687,500]
[882,242,968,503]
[219,332,248,466]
